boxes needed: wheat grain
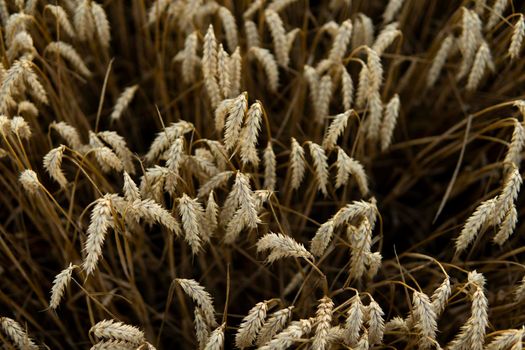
[412,291,438,349]
[45,41,91,77]
[486,0,509,30]
[344,292,364,345]
[250,47,279,93]
[235,300,270,348]
[466,41,494,92]
[328,20,352,63]
[111,85,138,122]
[289,137,306,190]
[45,5,75,38]
[239,101,262,166]
[83,194,115,275]
[256,307,293,346]
[380,94,400,150]
[43,145,67,188]
[0,317,38,350]
[204,323,225,350]
[195,308,210,350]
[91,2,110,48]
[19,169,40,194]
[427,35,454,88]
[224,92,247,151]
[49,262,76,309]
[310,219,335,257]
[90,319,145,345]
[322,110,351,150]
[383,0,405,23]
[256,232,313,263]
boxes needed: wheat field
[0,0,525,349]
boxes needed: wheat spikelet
[111,85,138,122]
[217,6,237,52]
[335,147,369,194]
[245,20,260,48]
[344,293,364,345]
[264,141,277,191]
[486,0,509,30]
[91,2,110,48]
[256,307,293,346]
[493,204,517,245]
[353,14,374,48]
[341,67,354,110]
[427,35,454,88]
[0,317,38,350]
[355,64,369,109]
[457,8,483,80]
[176,279,217,327]
[316,74,333,123]
[145,121,194,162]
[259,318,313,349]
[265,9,288,66]
[366,298,385,345]
[205,191,219,233]
[466,41,494,92]
[204,323,225,350]
[90,319,145,345]
[10,115,31,139]
[203,25,221,108]
[178,194,205,254]
[412,291,438,349]
[485,328,525,350]
[217,44,231,98]
[446,273,488,350]
[503,119,525,168]
[235,300,270,348]
[509,15,525,60]
[289,137,306,190]
[50,121,83,150]
[256,232,313,263]
[383,0,405,23]
[348,219,372,280]
[19,169,40,194]
[45,41,91,77]
[322,110,351,150]
[97,131,135,174]
[310,219,335,257]
[249,47,279,93]
[194,308,210,350]
[380,94,400,151]
[455,197,497,254]
[17,100,38,118]
[371,23,401,56]
[312,296,334,350]
[7,31,35,62]
[43,145,67,188]
[229,48,242,97]
[45,5,75,37]
[307,141,329,196]
[239,101,262,166]
[328,20,352,63]
[83,195,115,275]
[74,0,95,40]
[197,170,234,199]
[333,199,377,228]
[90,340,136,350]
[224,92,247,151]
[431,276,451,316]
[49,262,75,309]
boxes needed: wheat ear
[412,291,438,349]
[263,141,277,191]
[0,317,38,350]
[509,15,525,60]
[503,119,525,168]
[249,47,279,93]
[466,41,494,92]
[256,232,313,263]
[427,35,454,88]
[371,22,401,55]
[380,94,400,151]
[176,279,217,327]
[217,6,238,51]
[485,328,525,350]
[344,292,364,345]
[259,318,313,349]
[50,121,83,150]
[194,308,210,350]
[383,0,405,23]
[307,141,330,196]
[111,85,138,121]
[322,110,351,150]
[204,323,225,350]
[366,298,385,345]
[310,219,335,258]
[90,320,145,345]
[45,41,91,77]
[486,0,509,30]
[341,66,354,110]
[335,147,369,194]
[289,137,306,190]
[91,2,110,48]
[431,276,451,316]
[239,101,262,167]
[328,20,352,63]
[312,296,334,350]
[45,5,75,37]
[178,194,205,254]
[19,169,40,195]
[202,25,221,108]
[455,197,497,254]
[224,92,247,151]
[265,9,288,66]
[235,300,270,348]
[256,306,294,346]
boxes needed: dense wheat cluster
[1,0,525,349]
